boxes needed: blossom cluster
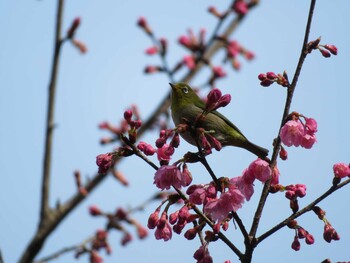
[88,206,148,246]
[138,2,256,89]
[333,163,350,179]
[258,71,289,87]
[98,105,141,145]
[154,164,192,190]
[74,229,111,263]
[270,183,307,213]
[307,37,338,58]
[77,205,150,262]
[312,206,341,243]
[153,158,273,227]
[280,113,317,149]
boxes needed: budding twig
[250,0,317,239]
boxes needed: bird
[170,82,269,159]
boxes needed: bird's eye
[182,87,189,94]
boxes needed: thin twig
[34,245,78,263]
[249,0,317,239]
[257,178,350,243]
[232,212,249,241]
[244,1,317,262]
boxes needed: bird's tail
[243,140,269,159]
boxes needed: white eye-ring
[182,87,189,94]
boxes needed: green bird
[170,82,269,159]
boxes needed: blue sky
[1,1,350,263]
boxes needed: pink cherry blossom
[187,183,217,205]
[154,165,190,190]
[295,184,307,198]
[248,158,272,183]
[157,144,174,161]
[280,120,304,147]
[155,212,172,241]
[231,176,254,201]
[187,184,207,205]
[204,185,245,222]
[333,163,350,178]
[304,117,318,133]
[301,132,317,149]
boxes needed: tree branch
[40,0,64,225]
[244,1,317,262]
[257,178,350,243]
[249,0,317,239]
[18,3,258,262]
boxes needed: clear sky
[1,1,350,263]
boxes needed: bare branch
[40,0,64,225]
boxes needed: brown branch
[34,245,78,263]
[18,0,65,262]
[19,3,258,263]
[257,178,350,243]
[244,1,317,262]
[40,0,64,226]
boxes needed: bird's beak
[169,83,175,90]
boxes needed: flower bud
[145,46,158,55]
[137,17,152,35]
[67,17,81,39]
[266,72,277,80]
[291,236,301,251]
[319,48,331,58]
[89,205,103,216]
[324,44,338,55]
[258,73,266,81]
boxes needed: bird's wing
[211,109,247,139]
[192,98,247,139]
